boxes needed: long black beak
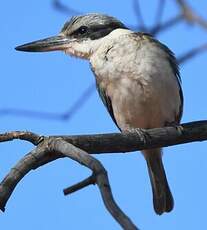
[15,35,73,52]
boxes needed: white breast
[90,29,182,130]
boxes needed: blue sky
[1,0,207,229]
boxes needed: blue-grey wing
[96,82,120,130]
[145,32,183,122]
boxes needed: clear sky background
[1,1,207,229]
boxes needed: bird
[15,13,183,215]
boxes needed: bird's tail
[143,148,174,215]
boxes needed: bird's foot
[124,128,151,144]
[165,121,183,135]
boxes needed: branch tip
[63,174,96,196]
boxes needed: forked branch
[1,120,207,229]
[0,138,138,230]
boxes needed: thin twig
[61,83,95,120]
[154,0,166,26]
[176,0,207,30]
[63,174,96,195]
[178,42,207,64]
[133,0,147,31]
[0,83,95,121]
[150,13,183,35]
[52,0,82,15]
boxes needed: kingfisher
[15,13,183,215]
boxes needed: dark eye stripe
[90,22,127,32]
[65,21,128,39]
[89,23,127,40]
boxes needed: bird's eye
[77,26,88,35]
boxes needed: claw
[165,121,183,135]
[175,125,183,135]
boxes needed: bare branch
[0,108,64,120]
[62,83,95,120]
[0,138,138,230]
[53,139,138,229]
[150,13,183,35]
[178,42,207,64]
[176,0,207,30]
[0,131,42,145]
[154,0,166,27]
[0,120,206,152]
[0,120,207,227]
[0,83,95,121]
[132,0,147,31]
[0,147,47,212]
